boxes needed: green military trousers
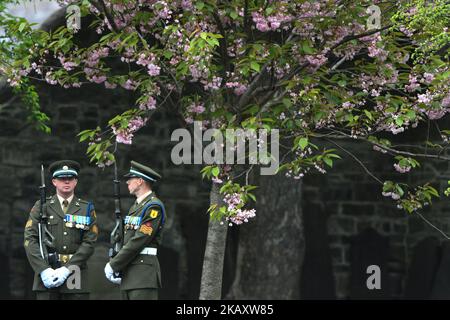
[121,288,158,300]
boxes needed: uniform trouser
[121,288,158,300]
[36,291,90,300]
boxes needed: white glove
[40,268,57,288]
[104,263,121,285]
[52,267,71,287]
[109,274,122,285]
[104,262,114,278]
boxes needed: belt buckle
[60,254,69,264]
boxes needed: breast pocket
[46,218,61,247]
[67,225,83,245]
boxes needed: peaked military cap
[49,160,81,178]
[124,160,161,182]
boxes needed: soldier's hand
[104,262,114,278]
[109,274,122,285]
[40,268,58,288]
[52,267,71,287]
[104,263,121,285]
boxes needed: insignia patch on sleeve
[91,224,98,234]
[139,221,153,236]
[150,209,158,219]
[25,219,32,229]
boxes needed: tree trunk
[199,183,228,299]
[226,174,304,299]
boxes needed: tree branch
[325,138,384,185]
[211,11,230,75]
[329,24,393,52]
[319,129,450,162]
[236,62,270,110]
[90,0,119,33]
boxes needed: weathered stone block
[58,105,78,121]
[342,203,375,216]
[328,216,355,235]
[408,218,425,233]
[52,121,79,138]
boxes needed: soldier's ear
[51,179,57,187]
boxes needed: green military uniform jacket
[24,195,98,293]
[110,192,164,291]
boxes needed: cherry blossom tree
[0,0,449,298]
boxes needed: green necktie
[62,199,69,214]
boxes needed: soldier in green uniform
[24,160,98,300]
[104,161,165,300]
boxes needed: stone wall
[302,135,450,299]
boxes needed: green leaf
[79,133,91,143]
[337,80,347,87]
[207,204,218,214]
[18,22,26,32]
[299,137,309,151]
[250,61,260,72]
[396,185,404,197]
[243,104,259,115]
[426,186,439,197]
[212,167,220,177]
[324,158,333,168]
[406,110,416,120]
[196,1,205,10]
[364,110,373,121]
[163,50,173,59]
[265,7,274,15]
[99,32,115,43]
[282,98,292,108]
[314,112,325,122]
[302,41,314,54]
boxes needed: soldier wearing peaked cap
[104,161,166,300]
[24,160,98,300]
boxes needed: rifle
[38,165,59,268]
[109,162,123,258]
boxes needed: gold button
[140,260,144,263]
[64,232,67,235]
[63,246,67,250]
